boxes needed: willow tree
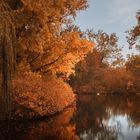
[0,0,16,120]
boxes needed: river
[0,94,140,140]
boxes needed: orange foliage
[125,55,140,92]
[13,0,93,78]
[12,73,75,119]
[70,48,133,94]
[103,68,133,93]
[0,0,95,119]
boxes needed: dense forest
[70,11,140,95]
[0,0,140,123]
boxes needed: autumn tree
[126,55,140,76]
[70,30,124,94]
[125,55,140,92]
[127,11,140,50]
[70,49,105,93]
[103,68,133,94]
[12,0,93,79]
[125,11,140,93]
[87,30,123,66]
[0,0,95,119]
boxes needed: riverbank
[11,74,75,120]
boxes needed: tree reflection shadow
[0,94,140,140]
[73,94,140,140]
[0,106,79,140]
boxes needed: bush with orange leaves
[12,72,75,119]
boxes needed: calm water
[0,94,140,140]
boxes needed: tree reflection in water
[0,94,140,140]
[0,106,79,140]
[73,94,140,140]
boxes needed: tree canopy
[127,11,140,50]
[12,0,93,78]
[0,0,95,119]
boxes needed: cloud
[106,0,140,25]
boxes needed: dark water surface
[0,94,140,140]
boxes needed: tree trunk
[0,0,16,120]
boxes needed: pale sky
[75,0,140,58]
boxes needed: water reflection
[0,106,78,140]
[73,95,140,140]
[0,94,140,140]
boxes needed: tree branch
[34,55,61,72]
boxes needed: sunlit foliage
[13,0,93,78]
[0,0,95,119]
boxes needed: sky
[75,0,140,58]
